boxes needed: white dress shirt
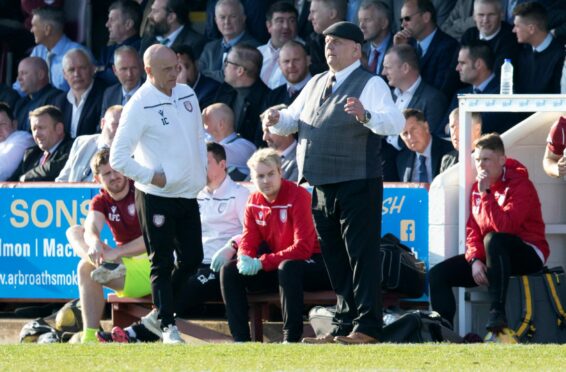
[273,60,404,137]
[0,131,34,181]
[66,82,94,138]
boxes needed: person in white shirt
[110,44,207,344]
[54,48,106,138]
[263,22,404,345]
[0,102,34,181]
[202,103,256,181]
[258,2,303,89]
[97,142,249,343]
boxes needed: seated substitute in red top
[220,148,331,343]
[542,116,566,179]
[429,133,549,341]
[66,148,150,344]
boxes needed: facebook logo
[400,220,415,241]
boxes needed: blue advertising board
[0,184,428,300]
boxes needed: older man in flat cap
[263,21,404,344]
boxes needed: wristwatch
[358,110,371,124]
[469,258,480,266]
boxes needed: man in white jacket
[110,44,207,344]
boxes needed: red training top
[239,179,320,271]
[90,180,141,246]
[465,159,549,263]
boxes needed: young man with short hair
[430,133,549,341]
[220,148,330,343]
[66,148,151,344]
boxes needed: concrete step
[0,318,294,344]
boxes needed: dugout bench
[108,291,426,342]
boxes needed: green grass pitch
[2,343,566,371]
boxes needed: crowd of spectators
[1,0,565,344]
[0,0,565,184]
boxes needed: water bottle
[500,59,513,95]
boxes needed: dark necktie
[368,49,380,74]
[418,155,428,182]
[220,43,232,69]
[46,51,55,84]
[473,88,482,94]
[416,43,423,58]
[320,74,335,106]
[159,38,170,45]
[287,85,296,98]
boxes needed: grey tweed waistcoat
[297,67,382,186]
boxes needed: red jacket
[239,179,320,271]
[465,158,549,263]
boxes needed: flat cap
[322,21,364,45]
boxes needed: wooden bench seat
[108,290,427,342]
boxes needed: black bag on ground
[381,310,462,343]
[506,267,566,344]
[380,233,426,298]
[308,306,462,343]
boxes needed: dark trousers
[132,265,222,341]
[311,178,383,338]
[174,265,222,317]
[429,232,544,326]
[220,254,330,342]
[135,189,203,328]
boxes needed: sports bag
[380,233,426,298]
[381,310,462,343]
[506,267,566,343]
[308,306,462,343]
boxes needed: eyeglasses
[400,11,422,23]
[224,59,244,70]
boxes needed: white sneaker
[162,325,184,344]
[140,309,162,339]
[91,262,126,284]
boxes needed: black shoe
[96,330,113,343]
[486,309,507,332]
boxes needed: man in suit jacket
[175,45,220,110]
[264,40,312,108]
[214,44,270,147]
[382,44,447,135]
[14,57,62,132]
[53,49,106,139]
[394,0,460,95]
[9,105,73,182]
[512,2,564,94]
[98,0,142,86]
[396,108,453,182]
[448,41,517,134]
[359,0,393,76]
[199,0,260,83]
[56,105,123,182]
[139,0,207,58]
[101,46,143,116]
[461,0,520,80]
